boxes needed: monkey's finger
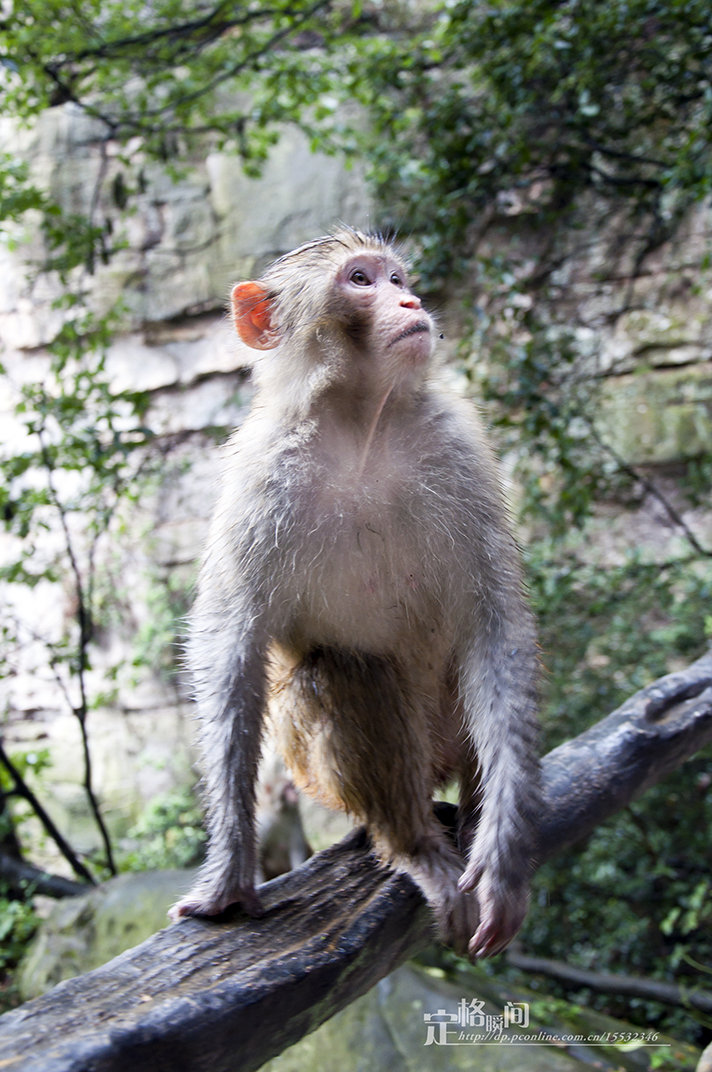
[468,918,506,959]
[457,861,483,894]
[468,893,529,959]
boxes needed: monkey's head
[230,228,436,401]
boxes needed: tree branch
[587,419,712,559]
[0,742,97,887]
[36,0,334,138]
[1,649,711,1072]
[0,852,87,900]
[505,948,712,1015]
[48,3,270,66]
[35,427,116,877]
[539,647,712,855]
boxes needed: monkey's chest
[286,498,437,653]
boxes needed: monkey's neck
[273,361,425,474]
[356,385,394,479]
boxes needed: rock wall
[560,205,712,466]
[0,105,372,344]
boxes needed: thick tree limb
[1,831,432,1072]
[1,648,711,1072]
[539,647,712,856]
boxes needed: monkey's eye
[349,268,371,286]
[390,272,404,287]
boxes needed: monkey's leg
[170,611,267,922]
[283,647,480,956]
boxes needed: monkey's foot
[391,840,480,959]
[169,881,263,923]
[432,884,481,959]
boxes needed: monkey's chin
[393,336,434,375]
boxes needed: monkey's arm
[415,411,542,957]
[446,453,541,956]
[171,581,269,920]
[457,602,541,958]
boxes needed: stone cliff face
[1,102,710,861]
[0,105,371,344]
[555,203,712,467]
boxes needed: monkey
[254,748,312,883]
[170,227,540,959]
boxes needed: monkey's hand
[169,880,264,923]
[458,863,529,959]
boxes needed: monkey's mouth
[389,321,431,348]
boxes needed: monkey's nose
[400,295,422,310]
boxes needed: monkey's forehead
[263,228,408,280]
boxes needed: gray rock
[263,961,698,1072]
[18,869,193,1000]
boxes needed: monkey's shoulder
[219,414,317,489]
[419,386,494,449]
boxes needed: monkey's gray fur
[171,229,541,959]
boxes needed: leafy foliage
[119,790,205,872]
[0,322,154,879]
[0,0,357,164]
[342,0,712,275]
[533,554,712,747]
[0,896,38,1011]
[523,553,712,1041]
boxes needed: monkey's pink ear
[231,282,279,350]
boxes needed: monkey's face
[333,251,434,383]
[231,231,436,402]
